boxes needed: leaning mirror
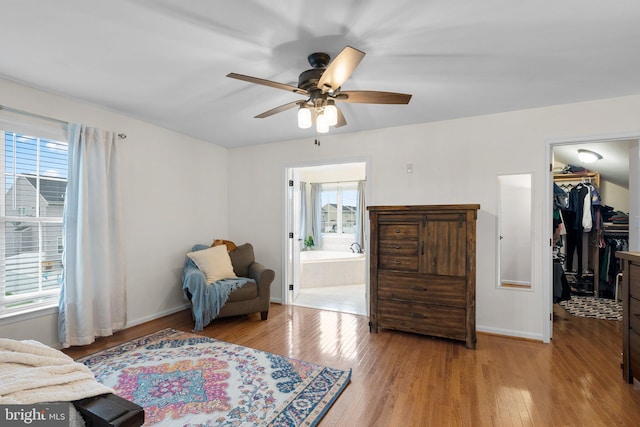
[498,173,533,289]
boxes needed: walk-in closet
[552,141,630,318]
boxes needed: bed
[0,338,143,426]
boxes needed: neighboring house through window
[320,182,357,235]
[0,130,68,318]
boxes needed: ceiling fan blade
[336,90,412,104]
[227,73,309,96]
[254,100,304,119]
[317,46,365,93]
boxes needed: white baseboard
[128,300,286,329]
[126,303,191,328]
[477,325,544,342]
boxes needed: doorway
[284,161,368,316]
[547,136,639,341]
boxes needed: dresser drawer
[631,264,640,298]
[630,296,640,333]
[631,329,640,382]
[378,299,466,341]
[377,270,466,306]
[379,239,419,255]
[379,254,419,271]
[379,223,419,240]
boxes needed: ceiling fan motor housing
[297,52,332,92]
[298,68,325,92]
[307,52,330,68]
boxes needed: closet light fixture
[578,149,602,163]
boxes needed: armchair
[182,242,274,331]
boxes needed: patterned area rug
[559,296,622,321]
[77,328,351,426]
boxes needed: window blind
[0,129,67,318]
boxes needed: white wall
[4,74,640,344]
[228,94,640,341]
[0,78,229,347]
[298,163,366,183]
[599,179,629,213]
[631,142,640,251]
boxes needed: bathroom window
[320,182,357,235]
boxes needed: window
[0,131,68,317]
[320,182,357,235]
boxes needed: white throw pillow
[187,245,237,283]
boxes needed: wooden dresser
[367,204,480,349]
[615,251,640,385]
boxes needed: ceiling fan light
[316,113,329,133]
[324,102,338,126]
[297,107,312,129]
[578,149,602,163]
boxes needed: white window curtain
[58,124,126,348]
[355,180,366,250]
[310,183,323,249]
[299,181,307,240]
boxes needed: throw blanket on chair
[183,276,253,332]
[0,338,113,404]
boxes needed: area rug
[559,296,622,321]
[77,328,351,426]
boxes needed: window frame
[320,181,358,236]
[0,130,67,319]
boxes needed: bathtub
[299,250,365,288]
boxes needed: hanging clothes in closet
[552,183,571,302]
[600,234,628,293]
[600,210,629,296]
[559,180,601,276]
[553,183,568,259]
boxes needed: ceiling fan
[227,46,412,133]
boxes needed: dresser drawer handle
[411,286,428,291]
[410,312,426,318]
[395,245,401,249]
[395,260,401,264]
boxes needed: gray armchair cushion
[227,282,258,301]
[229,243,255,277]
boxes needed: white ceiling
[2,0,640,149]
[553,140,631,188]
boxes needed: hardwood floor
[63,304,640,426]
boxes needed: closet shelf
[553,172,600,188]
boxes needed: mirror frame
[497,173,534,290]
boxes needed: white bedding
[0,338,113,404]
